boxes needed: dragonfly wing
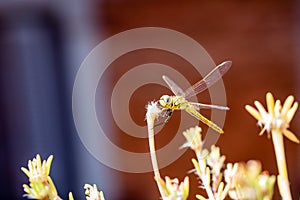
[184,61,232,99]
[184,105,224,134]
[162,75,185,96]
[189,102,229,110]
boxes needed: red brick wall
[96,1,299,199]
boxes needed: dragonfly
[158,61,232,134]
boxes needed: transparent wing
[188,102,229,111]
[183,61,232,99]
[162,75,185,96]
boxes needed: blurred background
[0,0,299,199]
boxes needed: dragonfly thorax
[159,95,186,109]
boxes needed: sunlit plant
[20,93,299,200]
[145,92,298,200]
[245,92,299,200]
[21,154,105,200]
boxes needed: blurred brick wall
[96,1,299,199]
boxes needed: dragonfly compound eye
[165,97,172,104]
[159,95,172,107]
[163,95,172,104]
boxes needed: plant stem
[146,107,165,198]
[271,129,292,200]
[147,121,160,179]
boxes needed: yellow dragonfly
[158,61,232,134]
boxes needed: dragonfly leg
[154,109,173,127]
[164,109,173,123]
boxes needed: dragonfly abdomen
[184,105,224,134]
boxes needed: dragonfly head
[159,95,172,108]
